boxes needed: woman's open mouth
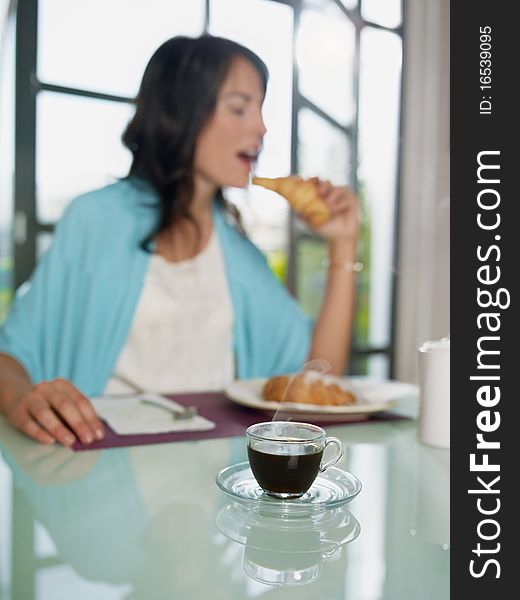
[237,150,259,170]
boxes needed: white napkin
[90,393,216,435]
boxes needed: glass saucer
[216,501,361,551]
[215,462,362,515]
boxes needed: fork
[139,398,198,420]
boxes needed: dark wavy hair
[122,34,269,249]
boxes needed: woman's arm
[0,353,104,446]
[304,179,361,375]
[308,238,358,374]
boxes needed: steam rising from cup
[271,358,332,422]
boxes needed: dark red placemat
[73,391,409,451]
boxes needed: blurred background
[0,0,449,383]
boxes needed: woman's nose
[259,115,267,137]
[254,111,267,138]
[255,117,267,142]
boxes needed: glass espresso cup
[246,421,344,499]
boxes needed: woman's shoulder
[52,179,158,260]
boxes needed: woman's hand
[305,177,360,242]
[5,378,105,446]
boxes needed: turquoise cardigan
[0,179,313,394]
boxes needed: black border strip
[451,1,515,595]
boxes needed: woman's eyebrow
[221,91,253,102]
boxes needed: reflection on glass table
[216,501,360,586]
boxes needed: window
[0,0,15,322]
[8,0,403,376]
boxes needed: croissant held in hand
[252,175,332,227]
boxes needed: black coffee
[248,446,323,495]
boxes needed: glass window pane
[349,353,389,377]
[0,5,14,320]
[209,0,293,255]
[298,108,351,186]
[36,92,134,223]
[296,237,327,318]
[361,0,402,29]
[357,27,402,348]
[0,249,11,323]
[351,208,370,349]
[366,353,390,378]
[296,1,356,126]
[38,0,204,97]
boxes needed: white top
[104,232,234,394]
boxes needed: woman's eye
[229,105,247,116]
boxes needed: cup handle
[319,437,344,472]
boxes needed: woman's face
[194,56,267,190]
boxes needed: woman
[0,35,360,446]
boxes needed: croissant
[262,374,357,406]
[252,175,331,227]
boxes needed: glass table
[0,387,449,599]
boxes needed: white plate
[224,377,396,422]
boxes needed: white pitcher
[417,336,450,449]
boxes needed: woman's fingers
[321,184,356,213]
[313,178,334,199]
[325,189,351,213]
[74,397,105,440]
[54,379,104,440]
[19,416,56,446]
[311,177,357,214]
[27,395,77,446]
[7,395,56,445]
[48,393,96,445]
[7,379,103,446]
[304,179,360,241]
